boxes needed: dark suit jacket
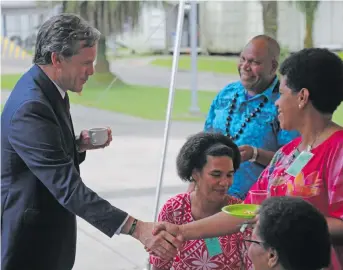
[1,65,128,270]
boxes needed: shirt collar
[51,80,66,99]
[39,67,66,99]
[262,77,279,101]
[242,76,279,102]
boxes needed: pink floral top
[150,193,252,269]
[245,130,343,270]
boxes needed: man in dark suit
[1,14,181,270]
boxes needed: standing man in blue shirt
[197,35,298,199]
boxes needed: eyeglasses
[242,238,264,248]
[237,237,263,270]
[238,237,265,268]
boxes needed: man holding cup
[1,14,181,270]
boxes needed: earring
[299,104,302,109]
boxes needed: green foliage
[293,0,319,13]
[56,1,158,73]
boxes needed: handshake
[128,220,184,260]
[127,214,257,261]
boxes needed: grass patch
[1,73,215,121]
[151,56,239,75]
[1,74,24,89]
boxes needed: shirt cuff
[115,214,130,235]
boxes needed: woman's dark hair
[258,196,331,270]
[176,132,240,182]
[280,48,343,114]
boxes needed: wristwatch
[249,146,258,162]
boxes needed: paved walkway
[110,57,239,91]
[1,56,33,74]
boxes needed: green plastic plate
[222,204,260,219]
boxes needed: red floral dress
[245,130,343,270]
[150,193,252,269]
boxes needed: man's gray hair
[33,13,101,65]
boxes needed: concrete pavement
[110,57,239,91]
[1,55,33,74]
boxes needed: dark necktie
[64,92,71,117]
[63,92,80,169]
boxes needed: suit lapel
[29,65,74,138]
[29,65,82,171]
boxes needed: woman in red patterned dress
[150,132,251,270]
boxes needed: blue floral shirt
[204,78,299,199]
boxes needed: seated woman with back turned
[245,196,331,270]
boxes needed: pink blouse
[245,130,343,270]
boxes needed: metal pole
[189,0,200,114]
[152,0,186,223]
[145,1,185,269]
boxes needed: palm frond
[59,1,162,35]
[294,0,320,13]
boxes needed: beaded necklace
[225,80,279,141]
[225,94,268,141]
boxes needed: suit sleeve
[8,100,128,237]
[78,151,86,164]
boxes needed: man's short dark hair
[258,196,331,270]
[33,13,101,65]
